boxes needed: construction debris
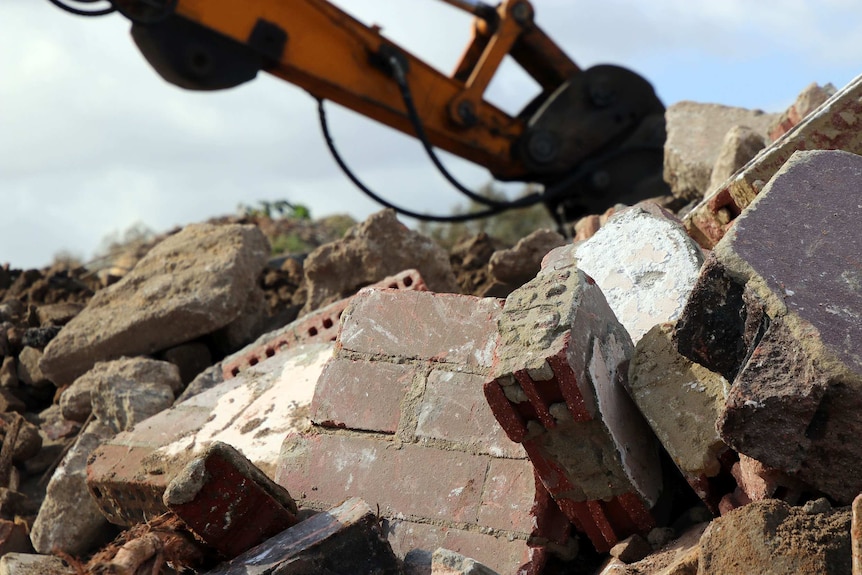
[3,75,862,575]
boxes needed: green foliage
[418,183,556,249]
[238,199,311,221]
[269,233,312,255]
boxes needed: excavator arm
[48,0,669,222]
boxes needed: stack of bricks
[483,261,663,552]
[275,288,571,575]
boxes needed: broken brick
[484,264,661,552]
[164,441,299,558]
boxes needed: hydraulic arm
[47,0,669,223]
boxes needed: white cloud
[2,0,862,268]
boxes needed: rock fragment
[768,82,837,141]
[707,125,766,191]
[431,547,500,575]
[663,102,777,201]
[39,223,269,386]
[301,209,458,314]
[0,553,76,575]
[698,500,850,575]
[483,229,567,296]
[677,149,862,504]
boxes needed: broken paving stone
[39,223,270,386]
[204,497,401,575]
[484,262,661,552]
[87,342,328,526]
[572,204,704,344]
[301,209,458,315]
[680,150,862,503]
[698,499,850,575]
[30,420,116,555]
[685,74,862,248]
[164,441,298,558]
[663,101,777,202]
[0,553,75,575]
[628,323,729,503]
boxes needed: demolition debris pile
[0,77,861,574]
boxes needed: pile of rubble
[0,75,861,575]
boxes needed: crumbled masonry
[3,77,862,575]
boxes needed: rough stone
[768,82,837,141]
[596,522,706,575]
[852,494,862,575]
[92,368,176,435]
[301,209,458,314]
[30,420,116,555]
[573,204,704,344]
[15,347,48,388]
[35,302,83,327]
[628,323,729,486]
[204,498,401,575]
[430,547,500,575]
[487,229,567,288]
[484,261,661,552]
[0,553,76,575]
[39,223,269,386]
[0,389,24,414]
[663,101,777,201]
[707,125,766,192]
[685,74,862,248]
[681,150,862,503]
[1,415,42,463]
[698,499,850,575]
[0,358,16,389]
[609,534,652,564]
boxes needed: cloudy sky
[3,0,861,269]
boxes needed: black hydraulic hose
[317,99,520,223]
[45,0,116,17]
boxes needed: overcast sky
[3,0,861,269]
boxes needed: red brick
[277,434,487,523]
[416,370,523,458]
[338,289,502,368]
[165,442,299,558]
[224,269,427,379]
[478,458,536,533]
[386,520,540,575]
[311,358,416,433]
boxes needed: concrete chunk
[0,553,76,575]
[40,223,270,386]
[573,204,704,344]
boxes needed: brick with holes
[484,263,662,552]
[222,269,426,379]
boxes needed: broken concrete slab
[685,73,862,247]
[277,288,557,574]
[164,441,298,558]
[677,150,862,503]
[572,204,704,344]
[484,261,661,552]
[87,342,329,526]
[698,499,850,574]
[204,497,401,575]
[663,101,777,202]
[30,420,116,555]
[301,209,458,315]
[40,223,269,386]
[628,323,729,508]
